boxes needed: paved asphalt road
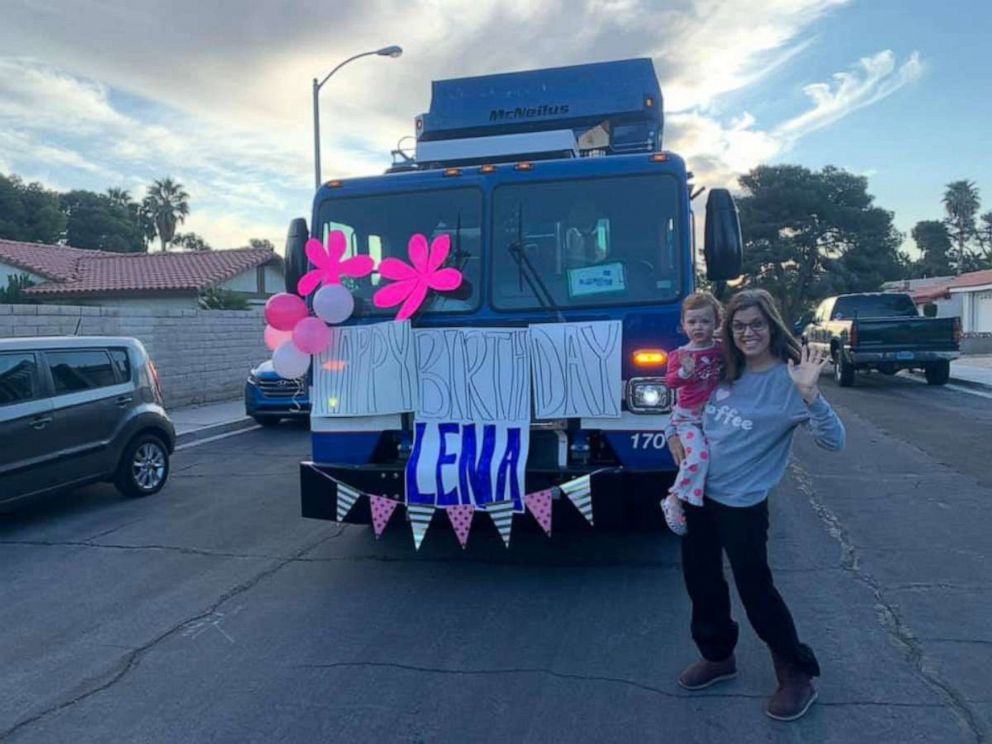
[1,371,989,743]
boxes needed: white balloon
[312,284,355,325]
[272,340,310,379]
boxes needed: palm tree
[105,187,133,209]
[942,180,981,274]
[142,178,190,252]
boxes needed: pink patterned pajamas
[669,405,709,506]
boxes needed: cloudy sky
[0,0,988,253]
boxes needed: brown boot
[767,651,817,721]
[677,655,737,690]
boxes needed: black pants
[682,498,820,677]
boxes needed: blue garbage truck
[286,58,743,529]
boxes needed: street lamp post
[313,45,402,191]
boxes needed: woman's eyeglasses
[731,320,769,335]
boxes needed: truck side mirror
[284,217,309,296]
[704,189,743,282]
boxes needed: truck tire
[834,355,855,387]
[924,360,950,386]
[115,433,170,497]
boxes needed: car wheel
[924,360,950,386]
[115,434,170,497]
[253,416,282,427]
[834,355,855,387]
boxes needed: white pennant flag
[336,482,361,522]
[407,504,435,551]
[486,500,515,548]
[559,475,594,525]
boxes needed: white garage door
[976,291,992,333]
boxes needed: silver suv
[0,337,175,506]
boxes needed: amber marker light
[480,164,497,174]
[650,153,668,163]
[633,349,668,367]
[515,162,534,171]
[328,179,343,187]
[443,168,462,177]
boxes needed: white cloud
[775,50,924,139]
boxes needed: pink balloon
[263,325,293,352]
[265,293,308,331]
[292,316,331,355]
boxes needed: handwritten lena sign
[414,328,530,422]
[530,320,623,419]
[405,422,529,510]
[408,328,531,510]
[312,321,417,416]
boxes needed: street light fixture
[312,45,403,190]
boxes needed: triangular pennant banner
[558,474,591,496]
[486,500,515,548]
[524,489,554,537]
[369,495,399,539]
[559,475,594,525]
[407,504,435,551]
[445,504,475,549]
[336,482,361,522]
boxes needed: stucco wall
[0,303,267,408]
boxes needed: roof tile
[0,239,280,297]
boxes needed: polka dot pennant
[525,489,553,537]
[369,495,399,539]
[445,504,475,549]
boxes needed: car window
[109,348,131,382]
[46,350,118,395]
[0,352,39,406]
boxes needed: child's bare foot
[662,493,687,536]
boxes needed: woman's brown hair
[721,289,802,381]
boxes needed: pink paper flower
[373,233,463,320]
[297,230,374,297]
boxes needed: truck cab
[285,59,743,528]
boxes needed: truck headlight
[626,378,671,413]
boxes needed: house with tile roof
[0,239,284,309]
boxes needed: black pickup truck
[802,292,961,387]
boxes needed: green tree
[910,220,954,278]
[142,178,190,252]
[60,190,145,252]
[248,238,275,251]
[173,232,212,252]
[736,164,905,322]
[0,274,39,303]
[198,287,249,310]
[977,212,992,263]
[942,180,981,274]
[0,173,66,244]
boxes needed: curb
[175,417,257,446]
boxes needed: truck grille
[257,378,306,399]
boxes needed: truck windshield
[492,174,681,310]
[316,188,482,315]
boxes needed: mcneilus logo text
[489,104,570,121]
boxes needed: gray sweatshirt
[699,362,845,507]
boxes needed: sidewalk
[952,355,992,387]
[168,399,254,444]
